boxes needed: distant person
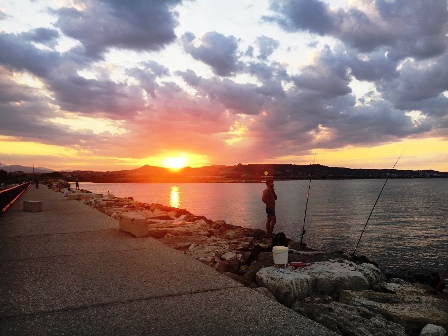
[262,179,277,238]
[75,180,79,190]
[35,179,39,189]
[63,187,70,197]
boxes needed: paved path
[0,186,337,335]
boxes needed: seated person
[63,188,70,197]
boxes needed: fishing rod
[351,143,412,257]
[300,152,317,246]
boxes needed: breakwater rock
[61,188,447,336]
[256,259,384,306]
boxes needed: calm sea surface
[80,179,448,275]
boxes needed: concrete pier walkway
[0,186,336,335]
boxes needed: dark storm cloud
[0,31,146,120]
[292,46,352,99]
[49,73,146,118]
[0,70,36,104]
[0,32,61,77]
[245,62,288,98]
[22,28,60,48]
[176,69,203,87]
[266,0,447,59]
[254,87,423,152]
[126,61,170,99]
[178,62,287,113]
[0,0,183,130]
[0,67,98,145]
[181,31,240,76]
[201,78,266,115]
[0,30,152,119]
[178,60,292,115]
[256,36,280,60]
[174,48,427,150]
[344,49,399,82]
[374,0,447,60]
[328,101,431,146]
[0,9,8,20]
[53,0,182,57]
[376,53,448,111]
[263,0,334,35]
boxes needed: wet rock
[147,228,170,239]
[220,252,237,260]
[256,259,384,307]
[375,281,402,294]
[385,269,444,290]
[292,297,407,336]
[216,259,241,274]
[339,283,448,336]
[151,215,174,220]
[419,324,447,336]
[245,259,267,276]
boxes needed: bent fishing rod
[351,143,412,257]
[300,152,317,246]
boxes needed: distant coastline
[2,163,447,185]
[63,163,448,183]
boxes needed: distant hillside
[67,163,448,183]
[1,165,54,173]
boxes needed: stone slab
[256,260,383,306]
[119,214,148,237]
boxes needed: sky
[0,0,447,172]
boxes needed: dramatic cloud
[0,0,447,170]
[54,0,182,57]
[256,36,280,61]
[0,32,62,77]
[181,31,240,76]
[264,0,334,35]
[265,0,447,59]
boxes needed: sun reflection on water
[170,186,180,208]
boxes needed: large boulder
[339,283,448,336]
[419,324,447,336]
[256,259,383,307]
[292,296,407,336]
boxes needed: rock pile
[63,188,447,336]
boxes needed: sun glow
[162,153,188,170]
[170,186,180,208]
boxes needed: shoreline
[72,179,448,277]
[48,181,448,336]
[55,180,448,285]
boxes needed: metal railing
[0,182,31,213]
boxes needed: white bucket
[272,246,288,267]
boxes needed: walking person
[262,179,277,238]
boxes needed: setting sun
[162,154,188,170]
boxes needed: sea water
[80,179,448,275]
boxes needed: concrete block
[23,200,42,212]
[119,214,148,237]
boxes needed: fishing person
[262,179,277,238]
